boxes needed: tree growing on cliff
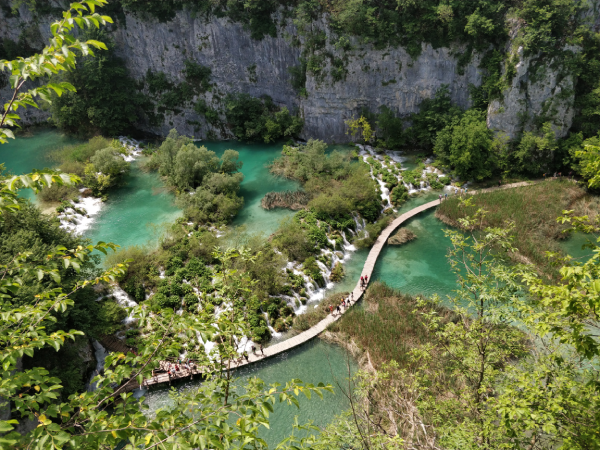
[346,115,374,143]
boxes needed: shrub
[434,109,501,181]
[330,261,344,282]
[37,184,80,204]
[391,185,409,206]
[225,93,303,143]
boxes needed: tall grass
[437,180,587,277]
[329,282,453,369]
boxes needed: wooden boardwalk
[124,180,540,391]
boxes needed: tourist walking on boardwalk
[260,344,264,356]
[444,193,448,200]
[252,345,256,354]
[439,194,442,203]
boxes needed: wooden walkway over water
[121,180,539,391]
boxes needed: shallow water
[84,158,183,249]
[200,141,301,238]
[558,232,596,262]
[0,128,79,202]
[143,339,356,448]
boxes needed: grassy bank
[437,179,597,278]
[326,282,453,370]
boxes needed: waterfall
[110,287,139,324]
[58,137,143,236]
[87,340,109,392]
[342,231,357,252]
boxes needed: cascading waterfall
[87,340,109,392]
[110,286,139,325]
[57,137,143,235]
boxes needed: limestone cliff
[1,1,597,142]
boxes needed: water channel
[3,129,592,446]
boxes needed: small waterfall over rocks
[87,340,109,392]
[57,137,144,235]
[357,143,450,211]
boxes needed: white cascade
[87,340,109,392]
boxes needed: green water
[143,340,356,448]
[373,210,456,299]
[0,129,79,202]
[558,233,596,262]
[0,130,182,249]
[200,141,300,238]
[84,158,182,249]
[331,191,457,299]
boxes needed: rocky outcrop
[111,11,301,138]
[487,45,577,140]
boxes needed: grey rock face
[301,40,483,142]
[487,46,577,140]
[2,4,593,142]
[111,10,301,138]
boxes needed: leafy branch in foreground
[0,0,113,144]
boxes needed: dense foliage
[42,136,131,200]
[49,30,145,138]
[270,139,381,222]
[147,129,245,224]
[224,93,303,143]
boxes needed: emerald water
[200,141,300,238]
[0,129,79,202]
[558,233,596,262]
[143,340,356,448]
[374,209,456,299]
[84,158,182,249]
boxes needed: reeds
[260,190,310,210]
[437,180,587,278]
[330,281,454,370]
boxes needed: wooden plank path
[122,180,540,391]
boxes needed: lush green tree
[434,109,500,181]
[171,143,220,190]
[90,147,130,180]
[346,116,374,144]
[225,93,303,143]
[49,29,145,137]
[515,122,558,175]
[404,84,463,151]
[574,141,600,189]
